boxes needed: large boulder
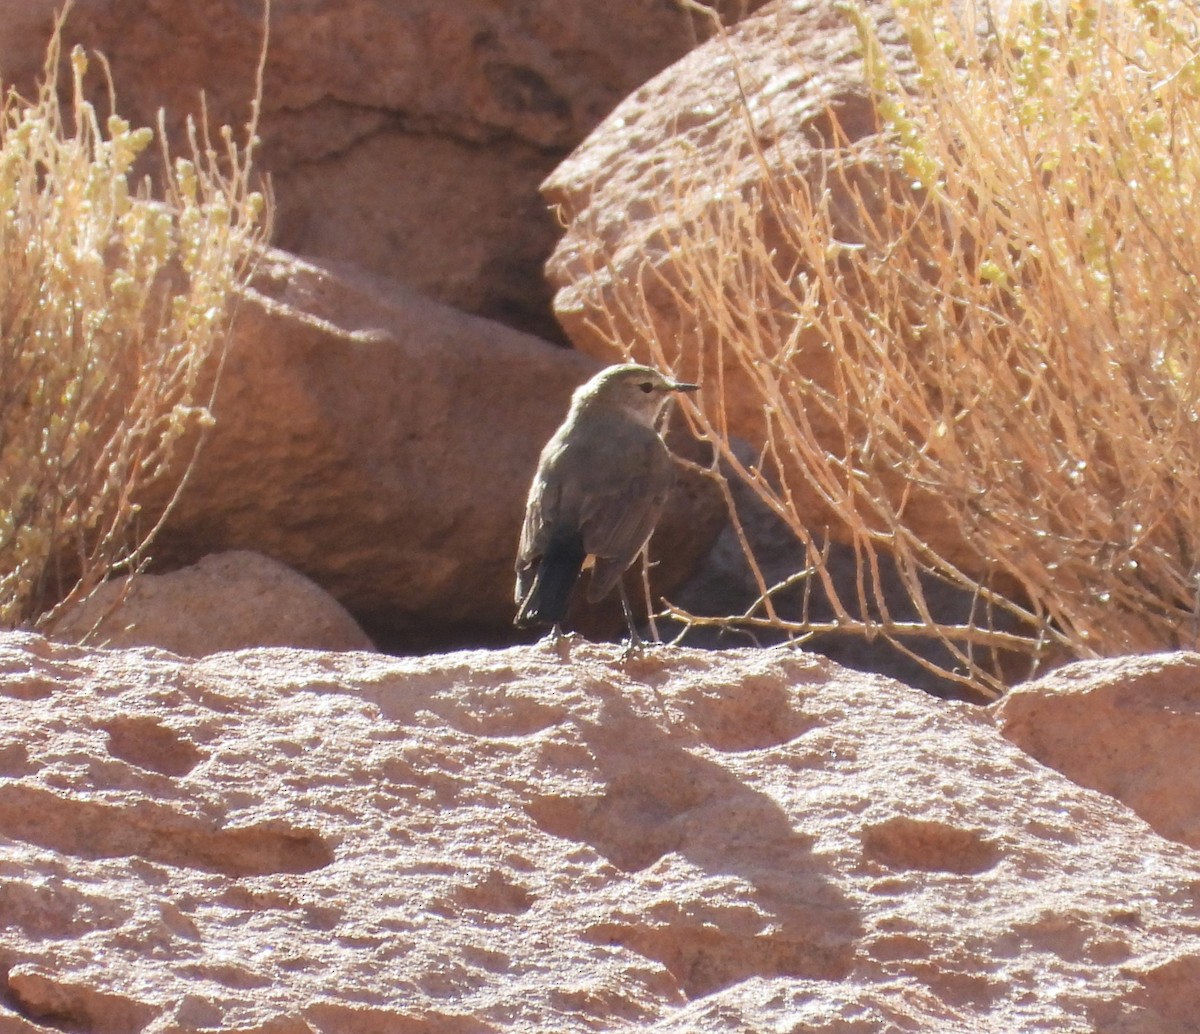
[141,251,722,651]
[0,630,1197,1030]
[542,0,958,551]
[0,0,766,342]
[0,2,746,650]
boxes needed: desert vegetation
[0,14,268,630]
[584,0,1200,698]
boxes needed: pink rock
[993,651,1200,850]
[542,0,982,567]
[0,0,766,341]
[0,630,1196,1029]
[139,252,721,649]
[48,551,376,657]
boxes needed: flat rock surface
[0,632,1197,1032]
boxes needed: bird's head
[574,364,699,426]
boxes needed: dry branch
[576,0,1200,698]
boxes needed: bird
[514,363,699,646]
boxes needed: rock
[161,251,591,650]
[544,0,898,361]
[0,629,1197,1030]
[143,251,722,651]
[993,652,1200,850]
[48,551,375,656]
[0,6,738,648]
[0,0,767,342]
[542,0,980,562]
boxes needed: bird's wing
[516,482,547,569]
[516,413,674,605]
[514,422,585,609]
[580,442,674,602]
[516,431,570,566]
[515,437,556,607]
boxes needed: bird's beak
[670,380,700,393]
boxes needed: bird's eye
[639,382,654,393]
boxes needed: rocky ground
[3,3,1198,1027]
[0,631,1197,1032]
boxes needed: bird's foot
[618,632,655,663]
[543,624,580,661]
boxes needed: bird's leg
[618,583,646,659]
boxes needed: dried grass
[575,0,1200,698]
[0,7,270,630]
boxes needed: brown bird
[514,363,699,644]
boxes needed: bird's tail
[515,528,586,628]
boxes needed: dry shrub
[580,0,1200,698]
[0,12,269,629]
